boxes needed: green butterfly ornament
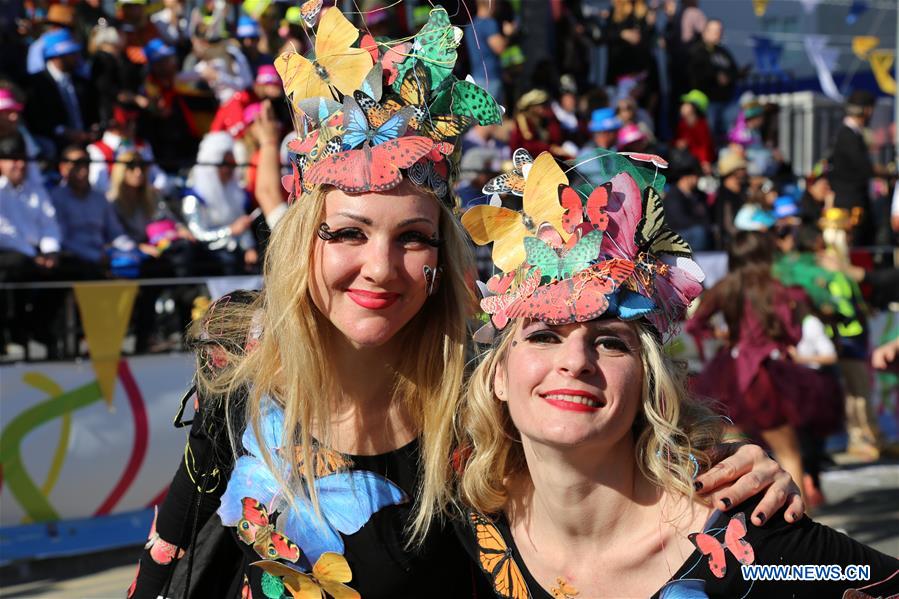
[524,229,604,283]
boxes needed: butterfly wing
[523,153,570,240]
[380,42,410,85]
[366,136,434,191]
[638,187,692,257]
[395,8,458,91]
[658,578,708,599]
[724,513,755,566]
[370,107,413,146]
[312,552,355,593]
[607,289,656,320]
[524,236,562,281]
[267,531,302,563]
[688,532,727,578]
[275,53,327,104]
[461,205,529,272]
[300,0,323,27]
[559,229,604,279]
[451,79,503,126]
[359,63,383,101]
[513,148,534,170]
[314,9,373,97]
[418,114,474,142]
[341,96,374,150]
[469,512,528,599]
[559,185,584,234]
[251,560,317,599]
[315,471,408,536]
[237,497,270,545]
[585,183,611,231]
[621,151,669,169]
[483,172,526,196]
[601,172,643,260]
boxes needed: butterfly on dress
[236,497,302,563]
[482,148,534,197]
[463,152,571,272]
[688,513,755,579]
[505,258,635,325]
[253,552,360,599]
[469,512,529,599]
[145,505,186,565]
[275,9,372,102]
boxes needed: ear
[493,360,507,402]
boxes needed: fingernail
[693,481,703,491]
[756,512,766,524]
[721,497,732,508]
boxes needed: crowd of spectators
[0,0,897,358]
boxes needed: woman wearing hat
[129,8,802,599]
[511,89,572,159]
[455,153,898,599]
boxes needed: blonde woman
[128,8,800,599]
[456,154,898,599]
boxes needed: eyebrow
[334,212,436,228]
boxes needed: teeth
[543,394,599,407]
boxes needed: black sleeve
[703,497,899,598]
[128,388,239,599]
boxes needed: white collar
[46,61,69,84]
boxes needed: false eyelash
[317,222,336,241]
[423,235,443,248]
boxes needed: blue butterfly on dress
[341,95,414,151]
[218,399,408,567]
[658,578,708,598]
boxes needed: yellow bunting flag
[852,36,880,60]
[869,50,896,95]
[753,0,769,17]
[73,282,138,407]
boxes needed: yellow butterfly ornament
[462,152,570,272]
[275,8,373,104]
[253,552,360,599]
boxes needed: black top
[829,123,874,211]
[456,495,899,599]
[129,390,490,599]
[664,186,710,233]
[687,43,739,103]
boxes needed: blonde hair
[191,185,477,544]
[107,150,157,220]
[457,320,723,514]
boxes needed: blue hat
[236,15,260,38]
[588,107,622,133]
[144,38,176,64]
[773,195,799,219]
[43,29,81,60]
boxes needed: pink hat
[616,123,647,148]
[255,65,281,86]
[0,89,23,112]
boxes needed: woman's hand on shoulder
[694,443,804,527]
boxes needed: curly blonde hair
[456,320,723,514]
[191,185,477,544]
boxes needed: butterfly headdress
[463,150,705,341]
[276,6,502,205]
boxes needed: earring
[423,265,443,296]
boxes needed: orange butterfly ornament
[253,552,360,599]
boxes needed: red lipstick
[346,289,400,310]
[540,388,602,412]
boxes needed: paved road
[2,461,897,598]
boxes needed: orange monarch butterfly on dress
[469,511,530,599]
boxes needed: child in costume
[454,151,899,599]
[128,8,804,598]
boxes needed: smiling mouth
[346,289,400,310]
[540,391,603,412]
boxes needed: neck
[325,331,416,453]
[512,434,661,545]
[68,181,89,196]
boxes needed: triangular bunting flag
[852,36,880,60]
[73,282,138,407]
[869,50,896,95]
[804,35,843,102]
[752,0,769,17]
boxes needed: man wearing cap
[828,90,878,246]
[0,133,61,280]
[51,145,135,277]
[714,149,748,248]
[87,99,167,194]
[25,29,98,152]
[26,4,75,75]
[574,107,622,184]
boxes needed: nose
[555,335,597,378]
[359,235,399,286]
